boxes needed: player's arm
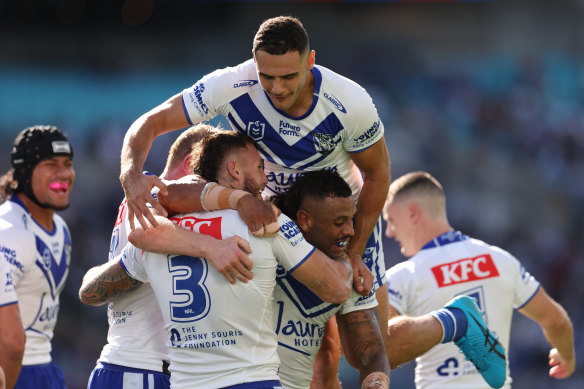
[310,317,342,389]
[519,286,575,379]
[120,93,191,230]
[336,308,390,387]
[128,216,254,284]
[347,137,391,295]
[158,177,280,236]
[291,251,352,304]
[78,257,142,306]
[0,303,25,389]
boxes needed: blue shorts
[87,362,170,389]
[15,363,66,389]
[223,381,282,389]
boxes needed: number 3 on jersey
[168,255,210,322]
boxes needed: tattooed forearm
[344,309,388,372]
[79,261,142,306]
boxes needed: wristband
[200,182,249,211]
[361,372,389,389]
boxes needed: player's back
[98,198,169,372]
[122,209,314,389]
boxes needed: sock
[430,307,467,343]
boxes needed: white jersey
[181,58,387,289]
[0,195,71,365]
[121,210,316,389]
[386,231,540,389]
[0,235,18,306]
[97,198,169,372]
[274,269,377,389]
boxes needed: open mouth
[334,239,349,248]
[49,182,69,193]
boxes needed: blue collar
[420,230,469,251]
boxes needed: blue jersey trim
[516,283,541,310]
[181,95,193,125]
[0,301,18,308]
[346,136,383,154]
[286,246,315,274]
[9,195,57,236]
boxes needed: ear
[226,160,241,181]
[252,49,256,63]
[408,202,421,224]
[296,209,313,233]
[307,50,315,70]
[181,154,193,175]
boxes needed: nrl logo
[313,133,336,155]
[247,121,265,141]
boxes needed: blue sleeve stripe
[347,137,384,154]
[0,301,18,308]
[287,246,316,274]
[181,95,193,125]
[516,283,541,310]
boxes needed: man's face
[254,49,314,115]
[239,144,267,198]
[31,156,75,211]
[300,195,356,259]
[383,197,416,257]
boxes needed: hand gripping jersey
[96,198,169,372]
[274,268,377,389]
[386,231,540,389]
[121,210,316,389]
[181,59,387,289]
[0,195,71,365]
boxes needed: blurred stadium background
[0,0,582,388]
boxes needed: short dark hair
[191,131,259,183]
[253,16,309,56]
[273,170,352,221]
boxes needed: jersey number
[168,255,210,322]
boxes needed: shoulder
[202,59,261,92]
[316,65,375,112]
[386,259,415,278]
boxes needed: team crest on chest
[247,120,265,141]
[313,133,339,155]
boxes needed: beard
[243,177,263,199]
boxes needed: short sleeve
[119,244,149,283]
[385,262,413,315]
[269,214,315,272]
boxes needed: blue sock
[431,307,467,343]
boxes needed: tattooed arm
[336,308,390,387]
[79,259,142,306]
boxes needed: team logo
[171,216,222,240]
[313,133,338,155]
[42,247,52,269]
[431,254,500,287]
[247,121,265,141]
[233,80,258,88]
[323,92,347,113]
